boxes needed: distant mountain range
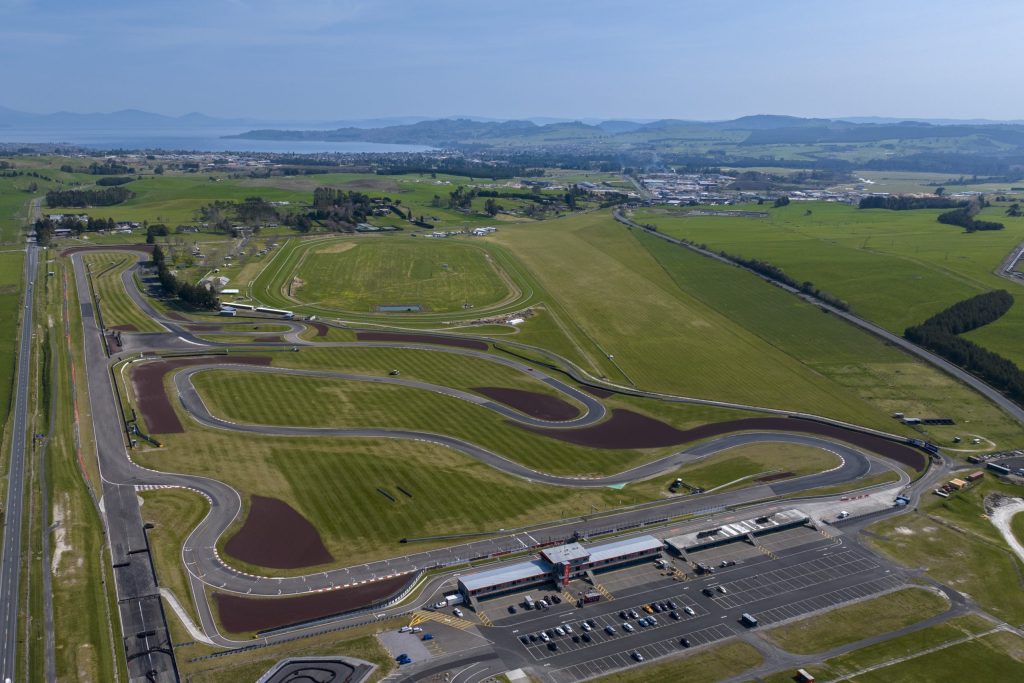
[2,105,1024,133]
[226,114,1024,151]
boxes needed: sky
[2,0,1023,122]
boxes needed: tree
[935,186,946,196]
[773,196,790,207]
[154,164,165,175]
[1007,203,1022,217]
[484,198,501,216]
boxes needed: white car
[540,632,550,642]
[684,606,695,616]
[554,626,565,636]
[453,607,463,617]
[623,622,635,632]
[631,651,644,662]
[581,622,592,631]
[563,624,574,633]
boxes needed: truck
[524,595,536,610]
[444,594,464,606]
[582,591,602,604]
[741,613,758,627]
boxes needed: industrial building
[457,535,663,602]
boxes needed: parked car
[629,609,640,619]
[605,625,617,635]
[520,635,530,644]
[453,607,463,617]
[670,611,680,620]
[619,610,629,620]
[582,632,593,643]
[581,622,592,631]
[667,600,678,610]
[572,635,580,643]
[623,622,635,633]
[508,605,517,614]
[548,642,558,651]
[540,632,550,642]
[631,651,644,662]
[587,619,597,627]
[680,637,691,647]
[684,606,696,616]
[554,627,565,637]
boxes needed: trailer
[224,302,255,311]
[582,591,602,604]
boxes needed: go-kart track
[66,248,941,680]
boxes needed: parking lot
[550,623,734,682]
[488,530,909,681]
[518,591,711,661]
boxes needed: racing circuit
[64,246,944,675]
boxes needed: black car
[520,635,530,644]
[587,619,597,627]
[582,633,593,643]
[551,595,562,604]
[670,611,680,620]
[680,637,691,647]
[572,635,581,643]
[653,603,664,613]
[702,587,715,597]
[508,605,517,614]
[546,629,556,637]
[547,642,558,651]
[619,610,629,620]
[529,634,538,642]
[667,600,678,610]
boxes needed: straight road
[0,244,38,682]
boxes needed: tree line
[151,245,218,309]
[858,195,966,210]
[46,186,134,207]
[33,215,121,244]
[904,290,1024,404]
[717,249,850,311]
[937,205,1005,232]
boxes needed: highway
[0,244,37,683]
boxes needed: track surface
[65,247,928,659]
[0,245,37,683]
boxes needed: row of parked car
[520,618,599,650]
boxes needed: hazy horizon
[2,0,1023,122]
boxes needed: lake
[0,126,434,154]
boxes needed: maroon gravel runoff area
[310,321,329,337]
[214,574,414,633]
[225,495,334,570]
[165,311,190,321]
[472,386,581,421]
[580,385,614,398]
[255,335,286,343]
[131,356,272,434]
[109,323,138,332]
[356,331,488,351]
[521,412,926,471]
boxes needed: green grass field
[0,175,38,243]
[0,251,24,453]
[758,614,997,683]
[850,631,1024,682]
[1013,510,1024,547]
[634,202,1024,368]
[593,640,762,683]
[865,478,1024,624]
[137,430,633,572]
[189,368,699,477]
[290,237,513,313]
[763,587,949,654]
[139,488,208,627]
[81,252,164,332]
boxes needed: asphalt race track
[63,247,928,664]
